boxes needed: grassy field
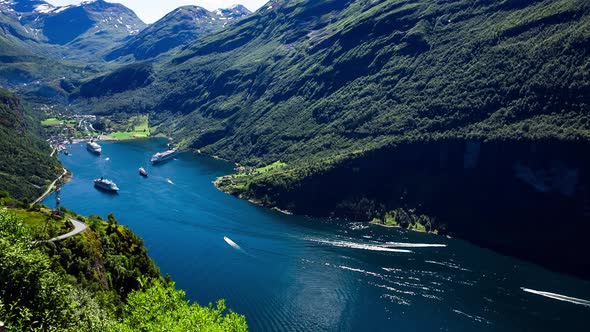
[216,161,288,193]
[41,117,62,126]
[10,207,69,238]
[110,115,150,140]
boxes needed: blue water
[45,139,590,331]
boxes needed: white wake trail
[384,242,447,248]
[224,236,242,251]
[521,288,590,308]
[310,238,412,253]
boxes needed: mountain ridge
[0,0,146,61]
[106,4,252,61]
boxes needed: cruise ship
[86,140,102,155]
[94,178,119,192]
[151,149,178,164]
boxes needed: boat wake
[384,242,447,248]
[224,236,251,257]
[521,288,590,308]
[425,260,471,272]
[452,309,491,324]
[348,222,369,230]
[338,265,386,279]
[309,238,412,253]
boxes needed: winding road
[33,168,67,205]
[46,219,87,242]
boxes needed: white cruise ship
[94,178,119,192]
[151,149,178,164]
[86,140,102,155]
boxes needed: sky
[47,0,268,23]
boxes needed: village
[41,109,152,154]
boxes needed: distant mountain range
[0,0,145,59]
[0,0,252,95]
[0,0,252,62]
[106,4,251,61]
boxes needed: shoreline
[33,168,70,205]
[71,134,166,144]
[213,180,438,233]
[213,180,294,216]
[369,220,436,234]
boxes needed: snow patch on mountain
[33,3,53,13]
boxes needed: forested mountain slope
[0,88,61,200]
[71,0,590,277]
[0,206,248,331]
[79,0,590,162]
[0,0,143,97]
[106,5,251,61]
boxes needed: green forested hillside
[0,206,248,331]
[0,88,61,200]
[76,0,590,165]
[67,0,590,278]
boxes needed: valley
[1,0,590,330]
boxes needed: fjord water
[45,139,590,331]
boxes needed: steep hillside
[0,206,248,331]
[42,0,145,55]
[78,0,590,161]
[71,0,590,277]
[106,5,251,61]
[0,0,144,99]
[73,62,154,99]
[0,88,61,200]
[0,0,146,61]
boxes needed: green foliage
[74,63,154,99]
[0,208,113,331]
[0,208,248,331]
[114,280,248,332]
[41,117,62,126]
[0,88,62,200]
[109,115,151,140]
[373,208,434,233]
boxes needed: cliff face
[244,139,590,278]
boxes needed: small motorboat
[139,167,148,177]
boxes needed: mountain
[0,10,34,56]
[213,4,253,20]
[0,0,145,99]
[0,88,61,200]
[80,0,590,159]
[0,0,146,61]
[106,5,251,61]
[70,0,590,277]
[41,0,145,46]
